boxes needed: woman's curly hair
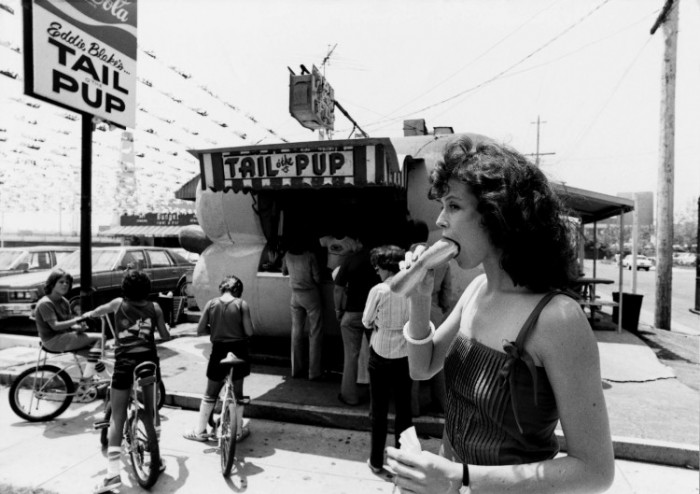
[429,135,578,292]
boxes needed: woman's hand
[399,244,435,298]
[386,447,462,494]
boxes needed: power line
[361,0,614,132]
[557,36,653,164]
[378,0,565,119]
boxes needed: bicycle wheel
[127,410,160,489]
[220,397,237,476]
[9,365,74,422]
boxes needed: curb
[165,391,699,470]
[2,369,697,469]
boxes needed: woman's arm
[405,274,481,380]
[388,296,615,494]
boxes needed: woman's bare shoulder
[530,294,595,358]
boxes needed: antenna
[321,43,337,76]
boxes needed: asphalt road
[585,260,699,335]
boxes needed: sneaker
[93,475,121,494]
[183,430,209,442]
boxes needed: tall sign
[289,65,335,131]
[23,0,137,128]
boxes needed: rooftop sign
[289,65,335,131]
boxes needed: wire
[362,0,614,132]
[381,0,566,118]
[557,36,653,164]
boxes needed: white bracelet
[403,321,435,345]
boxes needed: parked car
[0,246,194,320]
[622,254,652,271]
[0,246,76,278]
[673,252,697,267]
[172,247,200,264]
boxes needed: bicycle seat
[220,352,246,366]
[134,361,157,377]
[38,342,90,356]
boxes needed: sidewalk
[1,314,698,470]
[1,388,698,494]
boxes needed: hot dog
[389,238,459,295]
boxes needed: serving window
[254,187,410,274]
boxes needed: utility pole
[651,0,678,330]
[526,115,555,166]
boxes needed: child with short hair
[362,245,412,474]
[183,275,254,442]
[88,270,170,494]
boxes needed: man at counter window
[282,237,324,381]
[334,242,379,406]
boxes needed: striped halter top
[443,291,567,466]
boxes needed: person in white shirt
[362,245,412,475]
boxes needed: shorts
[43,332,99,355]
[207,341,250,382]
[112,348,161,390]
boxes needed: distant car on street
[0,246,194,320]
[673,252,697,267]
[0,246,76,278]
[622,254,653,271]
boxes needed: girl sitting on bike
[35,269,109,381]
[183,275,254,443]
[86,270,170,494]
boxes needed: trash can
[612,292,644,332]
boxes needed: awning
[188,138,403,193]
[98,225,186,237]
[175,175,200,201]
[551,183,634,224]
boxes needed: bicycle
[94,360,162,489]
[208,352,251,477]
[94,315,166,447]
[9,316,113,422]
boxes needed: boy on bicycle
[86,270,170,494]
[183,275,254,442]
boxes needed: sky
[138,0,699,213]
[1,0,699,234]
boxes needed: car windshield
[0,250,22,270]
[56,249,121,272]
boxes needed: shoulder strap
[514,290,571,349]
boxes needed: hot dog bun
[389,238,459,295]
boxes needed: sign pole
[80,114,93,314]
